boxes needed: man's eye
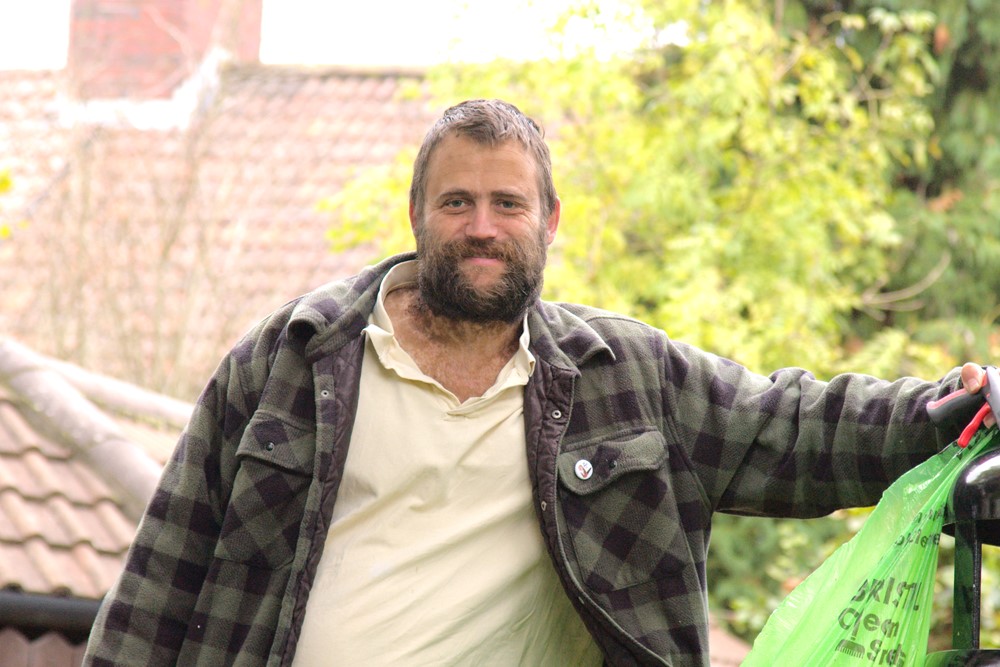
[498,200,517,209]
[445,200,465,208]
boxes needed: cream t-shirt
[292,262,602,666]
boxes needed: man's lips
[462,256,504,266]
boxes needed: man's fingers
[961,362,986,393]
[960,363,996,427]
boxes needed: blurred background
[1,0,998,664]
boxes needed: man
[85,99,992,666]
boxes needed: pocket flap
[236,413,315,476]
[558,429,667,495]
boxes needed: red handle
[958,403,993,447]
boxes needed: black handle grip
[927,388,986,425]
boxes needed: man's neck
[383,286,524,401]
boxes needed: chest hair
[384,288,521,402]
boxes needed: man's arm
[662,339,983,518]
[84,350,250,665]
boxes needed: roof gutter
[0,590,101,639]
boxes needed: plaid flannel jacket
[84,252,964,666]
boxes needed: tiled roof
[0,64,439,401]
[0,629,86,666]
[709,617,750,665]
[0,338,179,600]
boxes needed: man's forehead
[433,133,530,159]
[427,135,537,185]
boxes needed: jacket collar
[527,301,615,374]
[289,252,416,363]
[288,252,614,370]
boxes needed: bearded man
[85,99,992,667]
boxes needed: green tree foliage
[781,0,1000,365]
[330,0,950,378]
[325,0,999,647]
[779,1,1000,649]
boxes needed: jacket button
[574,459,594,480]
[320,390,330,398]
[551,409,562,419]
[265,442,275,451]
[540,501,547,511]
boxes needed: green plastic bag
[743,428,1000,666]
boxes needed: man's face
[411,134,560,324]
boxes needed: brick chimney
[68,0,262,100]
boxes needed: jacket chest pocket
[558,430,692,592]
[214,415,316,569]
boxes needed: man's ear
[409,201,418,233]
[545,198,561,245]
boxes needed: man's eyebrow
[433,188,530,202]
[492,189,530,201]
[434,189,473,201]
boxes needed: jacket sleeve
[661,339,970,518]
[84,345,254,665]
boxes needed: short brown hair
[409,99,557,222]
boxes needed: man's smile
[462,256,504,267]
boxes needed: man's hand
[961,362,996,427]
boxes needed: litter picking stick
[927,366,1000,447]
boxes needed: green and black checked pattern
[85,253,967,667]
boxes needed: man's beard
[415,225,548,324]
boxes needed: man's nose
[465,206,499,240]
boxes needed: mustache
[445,238,519,262]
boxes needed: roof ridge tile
[0,399,73,458]
[0,338,163,520]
